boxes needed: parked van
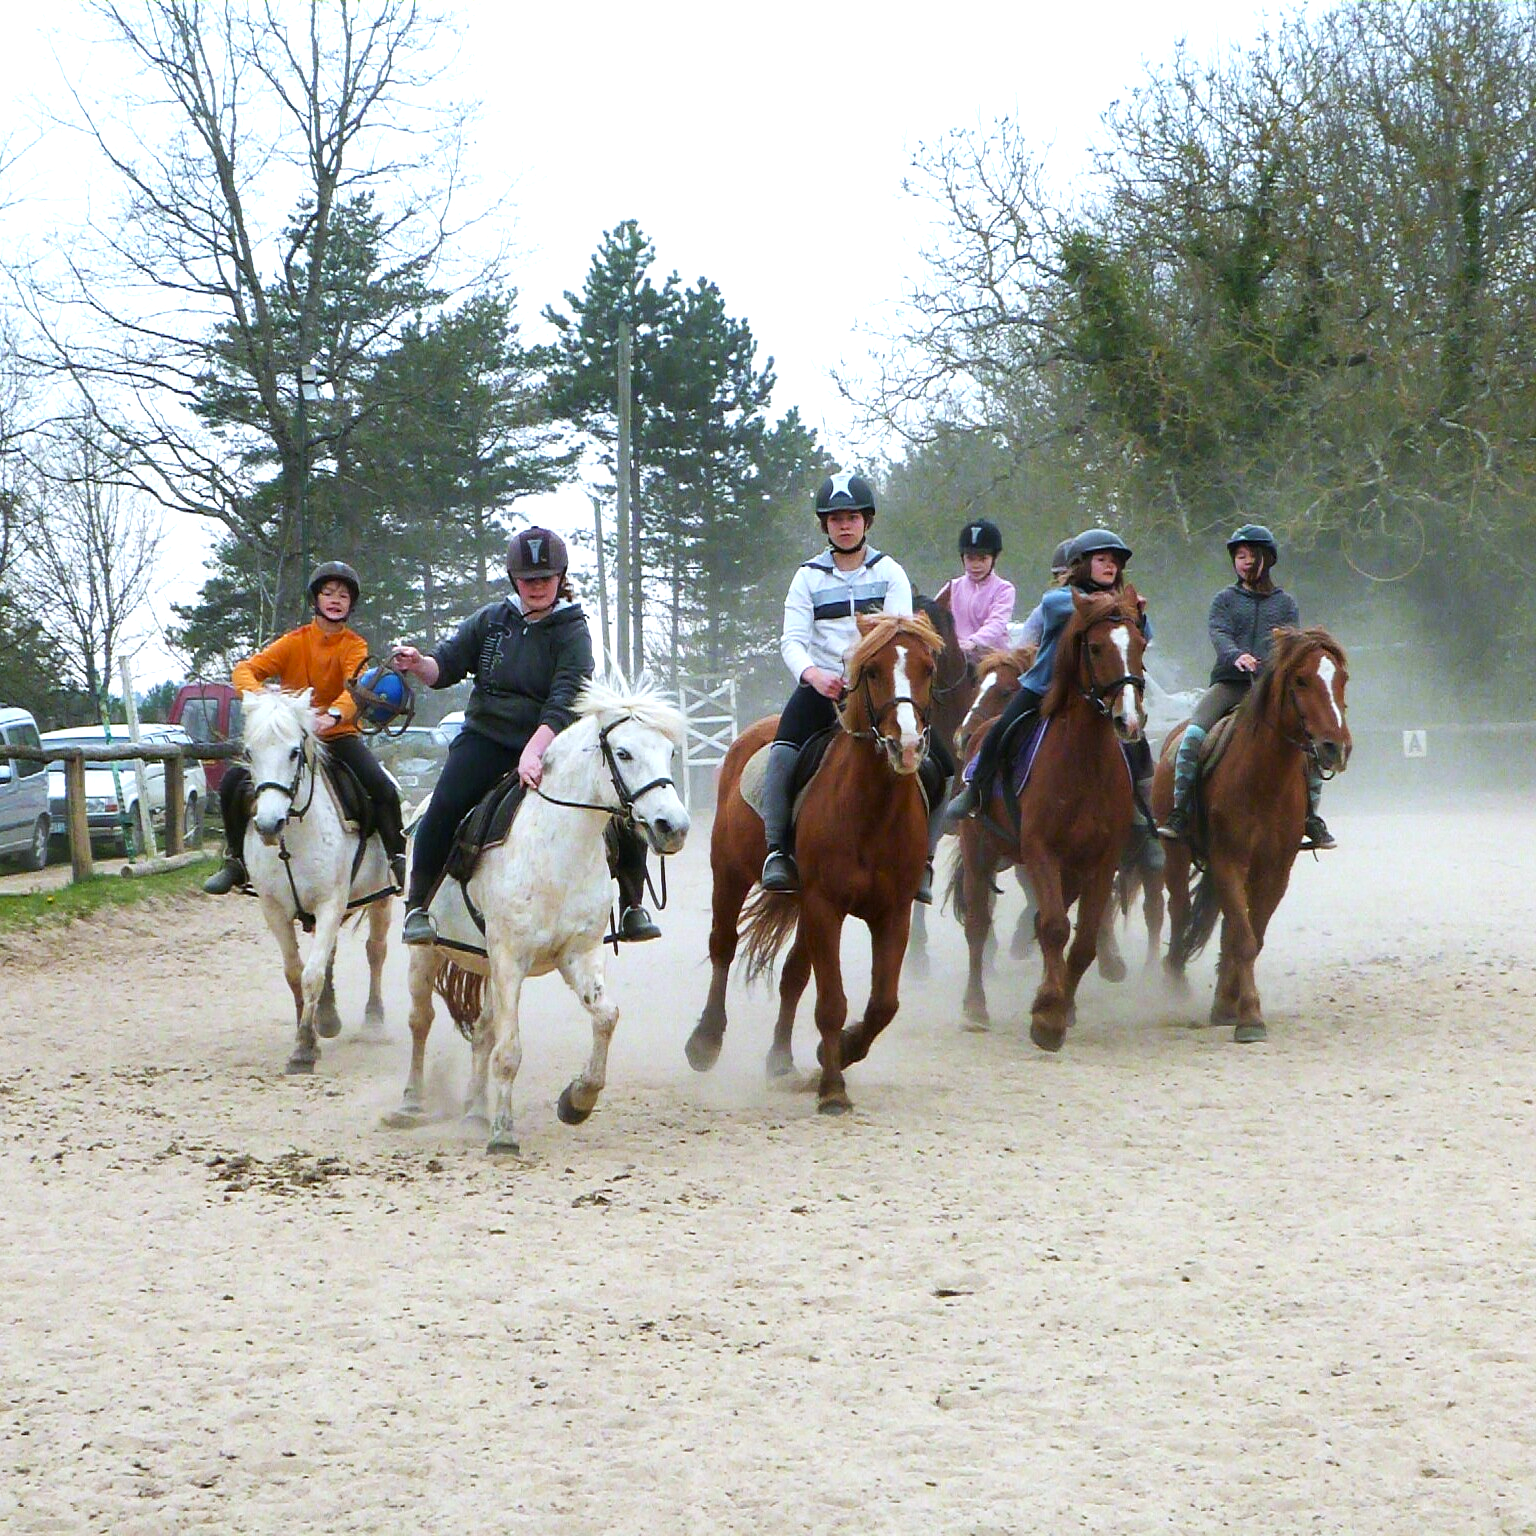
[168,682,243,791]
[0,706,52,870]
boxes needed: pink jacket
[941,571,1016,658]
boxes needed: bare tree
[15,0,490,617]
[13,414,163,701]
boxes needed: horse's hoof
[486,1136,521,1156]
[960,1013,990,1033]
[817,1095,852,1116]
[316,1011,343,1039]
[556,1085,593,1126]
[685,1024,723,1074]
[381,1102,425,1129]
[905,952,930,981]
[1097,954,1128,984]
[285,1054,317,1075]
[765,1049,795,1080]
[361,1006,387,1040]
[1029,1020,1066,1053]
[1233,1021,1268,1044]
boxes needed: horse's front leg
[259,898,305,1032]
[1208,855,1257,1035]
[1010,866,1037,960]
[803,897,852,1114]
[1020,846,1071,1052]
[687,864,753,1073]
[905,901,929,980]
[1142,859,1165,973]
[960,826,998,1028]
[555,943,618,1126]
[1065,854,1118,1022]
[1161,844,1194,991]
[316,951,342,1039]
[842,903,912,1069]
[484,954,531,1154]
[385,945,438,1126]
[289,899,346,1074]
[1095,877,1127,983]
[361,897,391,1039]
[1230,858,1294,1043]
[768,924,812,1080]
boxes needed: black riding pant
[773,682,839,749]
[405,725,651,915]
[219,762,253,860]
[326,733,405,859]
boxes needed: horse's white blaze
[1315,654,1344,729]
[961,672,997,738]
[892,643,921,748]
[1111,625,1142,734]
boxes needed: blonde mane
[845,612,944,688]
[574,671,686,747]
[241,687,322,754]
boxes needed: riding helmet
[308,560,360,608]
[1050,538,1073,575]
[507,526,569,579]
[1067,527,1133,566]
[958,519,1003,557]
[1226,523,1279,567]
[815,472,877,521]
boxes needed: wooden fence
[7,740,243,884]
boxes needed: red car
[168,682,243,791]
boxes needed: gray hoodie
[1207,583,1300,685]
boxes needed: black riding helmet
[1226,522,1279,568]
[506,526,569,580]
[1067,527,1133,565]
[308,560,360,610]
[815,472,877,522]
[1050,538,1073,575]
[958,519,1002,557]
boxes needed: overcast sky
[8,0,1294,677]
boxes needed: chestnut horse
[685,613,941,1112]
[1153,627,1351,1043]
[954,592,1146,1048]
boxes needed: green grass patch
[0,856,216,932]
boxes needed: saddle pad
[444,770,526,885]
[738,728,839,829]
[323,757,370,833]
[1197,711,1240,779]
[960,714,1048,793]
[424,870,492,974]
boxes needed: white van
[0,706,52,870]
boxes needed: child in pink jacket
[939,519,1015,662]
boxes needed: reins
[1073,615,1146,718]
[250,731,322,930]
[835,669,932,768]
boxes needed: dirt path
[2,806,1534,1534]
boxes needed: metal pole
[296,383,309,602]
[591,494,612,672]
[615,321,633,677]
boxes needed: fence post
[164,756,186,856]
[65,754,94,882]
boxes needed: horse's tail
[943,841,967,925]
[1170,864,1221,966]
[738,887,801,983]
[435,957,486,1042]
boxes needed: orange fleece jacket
[231,622,368,736]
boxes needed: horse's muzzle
[1316,739,1350,773]
[254,814,287,844]
[642,810,690,856]
[1113,714,1144,745]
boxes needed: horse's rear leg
[1010,867,1036,959]
[485,955,530,1154]
[687,865,752,1073]
[556,944,618,1125]
[316,953,343,1038]
[1096,883,1127,984]
[361,898,390,1039]
[905,902,929,980]
[960,831,998,1028]
[384,946,438,1126]
[768,927,812,1079]
[1142,864,1165,972]
[841,905,912,1070]
[1161,845,1194,992]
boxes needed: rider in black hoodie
[392,527,660,945]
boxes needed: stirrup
[915,858,935,905]
[617,905,661,942]
[1156,808,1192,843]
[761,848,799,893]
[401,906,438,945]
[943,782,979,824]
[1302,816,1337,851]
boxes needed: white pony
[388,674,690,1154]
[242,688,393,1073]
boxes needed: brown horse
[1153,627,1351,1043]
[685,613,942,1112]
[955,592,1147,1048]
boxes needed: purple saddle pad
[961,715,1050,798]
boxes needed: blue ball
[358,665,406,723]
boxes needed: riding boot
[1135,775,1164,872]
[402,870,438,944]
[607,820,662,941]
[915,792,947,903]
[202,851,248,895]
[373,789,407,891]
[759,742,800,892]
[1157,724,1206,842]
[1303,762,1336,849]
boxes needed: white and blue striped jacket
[780,546,914,681]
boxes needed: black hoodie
[431,597,595,749]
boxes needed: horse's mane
[241,687,320,752]
[913,591,958,642]
[574,671,686,747]
[975,643,1036,681]
[1237,626,1347,737]
[1040,591,1140,717]
[845,612,944,689]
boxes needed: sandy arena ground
[2,799,1535,1534]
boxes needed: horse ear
[1071,589,1092,614]
[937,585,953,613]
[298,687,314,709]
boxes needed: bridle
[1279,653,1347,780]
[251,733,318,822]
[836,665,932,770]
[533,714,679,827]
[1076,615,1146,719]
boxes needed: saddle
[1180,710,1242,858]
[443,771,528,886]
[322,757,374,839]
